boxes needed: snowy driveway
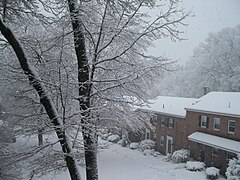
[37,141,225,180]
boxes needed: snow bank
[186,161,205,171]
[206,167,220,179]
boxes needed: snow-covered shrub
[226,154,240,180]
[163,154,172,162]
[118,135,129,147]
[143,149,155,156]
[117,139,123,145]
[206,167,220,179]
[101,133,112,140]
[186,161,205,171]
[107,135,120,143]
[171,149,190,163]
[129,142,139,150]
[139,139,155,151]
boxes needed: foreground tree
[0,0,189,179]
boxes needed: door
[199,144,205,162]
[166,136,173,154]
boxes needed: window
[168,118,174,128]
[150,115,157,124]
[161,117,165,126]
[212,147,218,157]
[226,151,236,160]
[200,115,208,128]
[160,136,164,146]
[228,120,235,134]
[145,129,150,139]
[213,118,220,130]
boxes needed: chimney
[203,86,210,95]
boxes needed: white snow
[138,96,198,118]
[186,92,240,117]
[0,120,3,126]
[34,140,226,180]
[188,132,240,154]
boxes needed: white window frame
[201,115,207,128]
[168,118,174,129]
[213,118,220,131]
[228,120,235,134]
[160,136,164,146]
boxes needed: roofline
[185,108,240,118]
[136,108,186,119]
[188,136,240,154]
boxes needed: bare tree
[0,0,189,179]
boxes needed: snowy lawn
[34,140,226,180]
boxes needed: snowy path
[35,141,225,180]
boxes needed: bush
[226,154,240,180]
[186,161,205,171]
[129,142,139,150]
[118,135,129,147]
[101,132,112,140]
[206,167,219,179]
[171,149,190,163]
[139,139,155,151]
[107,135,120,143]
[143,149,155,156]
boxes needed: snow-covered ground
[34,140,226,180]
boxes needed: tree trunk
[67,1,98,180]
[0,19,82,180]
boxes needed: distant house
[135,92,240,175]
[137,96,197,155]
[185,92,240,174]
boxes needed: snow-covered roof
[138,96,198,118]
[188,132,240,154]
[186,92,240,117]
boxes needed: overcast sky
[148,0,240,65]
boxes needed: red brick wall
[155,114,188,155]
[186,111,240,141]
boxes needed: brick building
[137,92,240,174]
[137,96,197,155]
[185,92,240,174]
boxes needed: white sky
[148,0,240,65]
